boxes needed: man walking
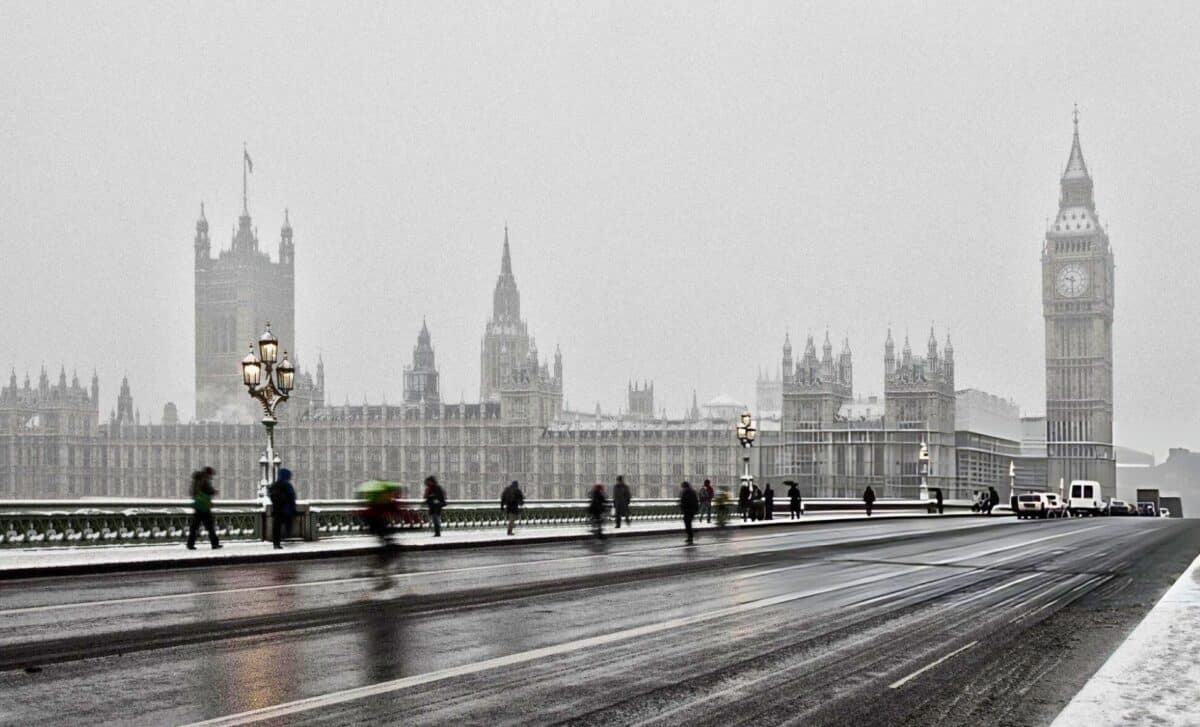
[187,466,221,550]
[268,468,297,549]
[738,481,751,522]
[587,483,607,538]
[699,479,714,523]
[863,485,876,517]
[424,475,447,537]
[679,480,700,545]
[987,486,1000,515]
[763,482,775,520]
[935,488,944,515]
[613,475,632,529]
[787,481,802,519]
[501,480,524,535]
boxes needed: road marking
[3,521,998,617]
[888,640,979,689]
[951,573,1042,608]
[182,567,941,726]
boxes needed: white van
[1068,480,1104,517]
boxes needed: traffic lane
[234,521,1174,727]
[0,518,1134,724]
[0,519,1019,646]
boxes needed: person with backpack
[424,475,447,537]
[787,481,802,519]
[268,468,297,549]
[679,481,700,545]
[612,475,632,529]
[186,466,221,550]
[501,480,524,535]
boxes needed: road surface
[2,516,1198,726]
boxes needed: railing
[0,497,974,547]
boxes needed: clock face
[1056,264,1089,298]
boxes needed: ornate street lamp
[241,322,294,503]
[736,410,757,493]
[918,440,930,502]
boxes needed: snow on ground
[1051,552,1200,727]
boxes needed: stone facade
[1042,113,1116,497]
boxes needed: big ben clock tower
[1042,109,1116,498]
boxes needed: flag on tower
[244,148,253,173]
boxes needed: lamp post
[736,410,758,495]
[241,322,295,504]
[918,440,930,502]
[1009,460,1016,510]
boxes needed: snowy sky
[2,2,1198,456]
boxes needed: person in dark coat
[187,467,221,550]
[750,484,763,521]
[679,481,700,545]
[424,475,447,537]
[268,468,298,549]
[863,485,876,517]
[935,488,944,515]
[501,480,524,535]
[763,482,775,520]
[587,483,607,538]
[612,475,632,529]
[738,483,751,522]
[699,479,714,523]
[987,486,1000,515]
[787,481,802,519]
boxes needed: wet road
[3,516,1198,726]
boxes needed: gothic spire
[1063,104,1089,181]
[501,224,512,277]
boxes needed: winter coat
[764,487,775,505]
[425,483,447,515]
[787,484,801,504]
[613,482,632,512]
[268,479,297,518]
[699,485,713,503]
[679,486,700,516]
[863,486,876,505]
[588,489,607,516]
[192,472,216,512]
[501,484,525,514]
[988,488,1000,507]
[738,485,751,505]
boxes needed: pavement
[3,516,1198,726]
[1050,549,1200,727]
[0,509,964,578]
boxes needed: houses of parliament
[0,118,1114,502]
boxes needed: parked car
[1017,493,1051,519]
[1104,498,1133,516]
[1137,502,1158,517]
[1068,480,1105,517]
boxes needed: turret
[553,344,563,383]
[194,202,210,264]
[116,376,134,425]
[927,326,939,367]
[884,327,895,373]
[279,208,294,266]
[781,332,794,382]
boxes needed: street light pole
[736,410,758,495]
[918,440,930,502]
[241,322,295,504]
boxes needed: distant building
[755,366,782,417]
[1118,448,1199,517]
[403,320,440,406]
[955,389,1021,495]
[627,381,654,419]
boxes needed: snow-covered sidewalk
[0,510,972,577]
[1051,551,1200,727]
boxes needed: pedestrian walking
[587,483,607,538]
[750,484,763,521]
[424,475,447,537]
[613,475,632,529]
[679,480,700,545]
[863,485,876,517]
[268,468,297,549]
[699,479,714,523]
[186,466,221,550]
[501,480,524,535]
[987,486,1000,515]
[738,482,751,522]
[763,482,775,520]
[359,480,402,585]
[787,481,802,519]
[935,488,944,515]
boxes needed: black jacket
[738,485,750,505]
[787,484,801,503]
[613,482,632,511]
[863,487,876,504]
[501,484,525,513]
[680,487,700,516]
[425,483,447,514]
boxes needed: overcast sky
[2,2,1198,456]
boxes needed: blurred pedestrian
[268,468,297,549]
[987,486,1000,515]
[613,475,632,529]
[359,480,402,585]
[787,481,802,519]
[863,485,876,517]
[699,479,714,523]
[186,466,221,550]
[738,482,751,522]
[679,480,699,545]
[424,475,447,537]
[501,480,524,535]
[763,482,775,520]
[588,483,607,538]
[935,488,944,515]
[750,484,763,521]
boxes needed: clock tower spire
[1042,109,1116,499]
